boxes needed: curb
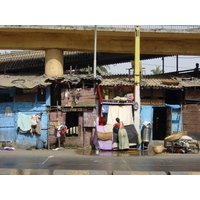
[1,169,200,175]
[113,171,167,175]
[0,168,50,175]
[168,171,200,175]
[53,170,109,175]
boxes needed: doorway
[66,112,80,136]
[153,107,167,140]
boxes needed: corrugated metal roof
[1,72,200,90]
[0,73,101,89]
[0,50,168,73]
[101,73,200,88]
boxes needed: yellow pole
[134,25,142,144]
[134,25,140,85]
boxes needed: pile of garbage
[152,131,199,154]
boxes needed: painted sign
[83,109,97,127]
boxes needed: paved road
[0,148,200,174]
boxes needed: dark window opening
[37,88,46,102]
[165,90,183,104]
[66,112,79,137]
[51,84,61,106]
[0,93,13,102]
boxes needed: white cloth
[104,124,113,132]
[107,105,134,125]
[143,121,151,126]
[17,112,31,132]
[180,136,192,140]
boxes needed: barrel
[142,125,151,142]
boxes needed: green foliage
[151,66,162,75]
[80,65,112,75]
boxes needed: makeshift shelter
[94,77,140,150]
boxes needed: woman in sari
[114,118,129,150]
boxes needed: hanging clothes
[31,113,42,135]
[17,112,32,133]
[101,104,109,117]
[56,125,67,137]
[55,125,67,144]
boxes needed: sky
[109,55,200,75]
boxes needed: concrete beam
[0,27,200,55]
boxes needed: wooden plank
[15,93,35,102]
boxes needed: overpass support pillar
[45,49,64,76]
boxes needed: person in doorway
[114,118,129,150]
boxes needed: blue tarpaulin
[165,104,181,109]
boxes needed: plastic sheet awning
[165,104,181,109]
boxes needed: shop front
[48,77,100,149]
[94,84,140,150]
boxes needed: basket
[152,145,165,154]
[164,132,184,142]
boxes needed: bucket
[36,139,46,149]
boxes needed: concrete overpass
[1,25,200,76]
[1,25,200,55]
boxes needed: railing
[69,25,200,30]
[1,25,200,31]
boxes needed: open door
[153,106,172,140]
[153,107,167,140]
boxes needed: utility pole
[176,55,179,72]
[134,25,142,144]
[162,56,165,74]
[93,25,97,77]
